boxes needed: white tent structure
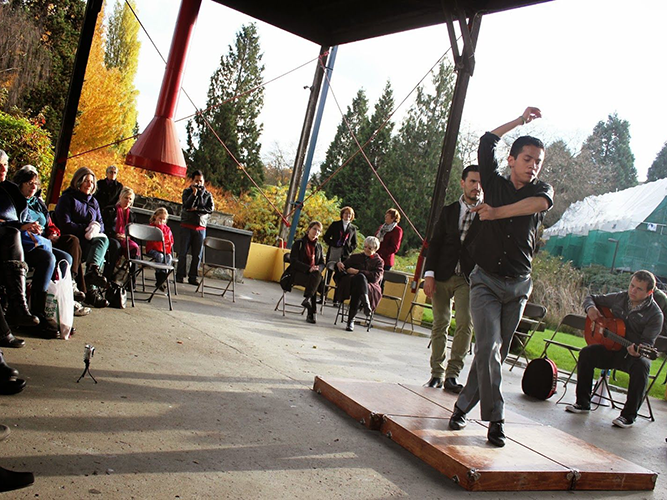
[543,178,667,276]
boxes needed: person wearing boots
[282,221,325,324]
[55,167,110,308]
[334,236,384,332]
[13,166,88,309]
[0,320,26,395]
[0,423,34,492]
[0,153,43,339]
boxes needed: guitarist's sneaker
[612,415,634,428]
[565,403,590,414]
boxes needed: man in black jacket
[176,170,214,285]
[94,165,123,209]
[566,270,663,428]
[424,165,481,393]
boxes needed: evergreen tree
[315,89,372,220]
[647,141,667,182]
[381,62,458,250]
[105,0,140,153]
[186,24,264,194]
[9,0,86,142]
[580,112,637,192]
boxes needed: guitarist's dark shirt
[583,291,663,346]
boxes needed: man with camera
[176,170,214,285]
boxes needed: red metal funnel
[126,116,186,177]
[126,0,201,178]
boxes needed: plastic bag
[46,260,74,340]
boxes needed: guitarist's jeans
[577,345,651,420]
[455,267,532,422]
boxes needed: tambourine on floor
[312,376,657,492]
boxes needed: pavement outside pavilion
[1,277,666,499]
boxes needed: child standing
[146,207,174,290]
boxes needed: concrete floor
[1,277,666,499]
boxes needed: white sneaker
[73,301,91,317]
[612,415,634,428]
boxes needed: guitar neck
[603,328,632,348]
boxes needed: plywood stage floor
[312,377,657,492]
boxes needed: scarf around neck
[376,222,397,242]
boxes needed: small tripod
[77,345,97,384]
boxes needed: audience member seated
[146,207,174,291]
[54,167,110,308]
[323,206,358,297]
[95,164,123,210]
[334,236,384,332]
[281,221,325,324]
[103,186,138,275]
[0,151,40,333]
[13,166,89,317]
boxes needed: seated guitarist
[566,270,663,428]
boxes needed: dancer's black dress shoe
[0,333,25,348]
[0,360,19,380]
[425,376,444,388]
[444,377,463,394]
[449,406,467,430]
[487,420,506,447]
[0,466,34,492]
[0,379,26,396]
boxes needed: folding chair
[196,237,236,302]
[369,270,410,332]
[541,313,587,389]
[126,223,175,311]
[320,246,344,313]
[590,334,667,422]
[274,253,314,316]
[400,280,432,333]
[507,302,547,371]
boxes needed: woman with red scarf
[282,221,325,324]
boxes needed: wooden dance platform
[312,377,657,492]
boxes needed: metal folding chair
[400,280,432,333]
[541,313,587,390]
[507,302,547,371]
[196,237,236,302]
[321,246,344,313]
[126,223,175,311]
[369,270,410,332]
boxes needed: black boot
[0,351,19,381]
[0,332,25,349]
[361,294,372,317]
[85,264,107,290]
[347,307,358,331]
[29,290,60,338]
[0,466,34,492]
[1,261,39,327]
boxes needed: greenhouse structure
[543,178,667,279]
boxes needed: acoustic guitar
[584,306,658,360]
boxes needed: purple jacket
[54,187,105,240]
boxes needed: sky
[127,0,667,182]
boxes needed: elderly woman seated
[280,221,325,324]
[334,236,384,332]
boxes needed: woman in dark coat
[54,167,111,307]
[282,221,325,324]
[335,236,384,332]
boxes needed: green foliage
[580,112,637,193]
[316,88,375,227]
[647,141,667,182]
[232,184,340,245]
[8,0,86,141]
[186,23,265,194]
[0,105,54,187]
[579,265,629,295]
[531,251,586,328]
[386,62,458,250]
